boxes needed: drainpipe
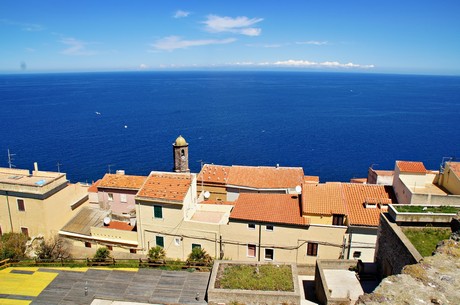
[6,191,14,232]
[347,231,353,259]
[258,223,262,262]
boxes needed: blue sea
[0,71,459,183]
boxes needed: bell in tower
[173,135,189,173]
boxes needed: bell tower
[173,135,189,173]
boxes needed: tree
[93,247,111,262]
[148,246,166,261]
[35,235,72,261]
[0,233,28,260]
[187,247,213,266]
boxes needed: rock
[357,239,460,305]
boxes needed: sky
[1,1,460,75]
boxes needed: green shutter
[156,236,164,247]
[153,205,163,218]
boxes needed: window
[174,237,181,246]
[156,236,164,248]
[85,242,92,248]
[266,225,274,231]
[108,193,114,201]
[120,193,127,203]
[332,214,344,226]
[264,248,274,260]
[247,244,256,257]
[130,249,137,254]
[247,223,256,230]
[17,199,25,211]
[307,243,318,256]
[21,227,29,237]
[353,251,362,259]
[192,243,201,250]
[153,205,163,219]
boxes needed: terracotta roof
[198,164,231,185]
[302,183,347,216]
[88,179,101,193]
[230,193,308,226]
[350,178,367,184]
[396,161,427,174]
[342,183,394,227]
[137,172,191,202]
[304,176,320,183]
[447,162,460,177]
[106,221,134,231]
[98,174,147,190]
[227,165,304,189]
[200,199,233,205]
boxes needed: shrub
[35,235,72,261]
[0,233,28,260]
[148,246,166,261]
[187,247,213,266]
[93,247,111,262]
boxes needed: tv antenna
[7,149,16,169]
[57,162,62,173]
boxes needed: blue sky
[1,1,460,74]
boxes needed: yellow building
[0,166,88,238]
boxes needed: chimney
[116,170,125,175]
[34,162,38,172]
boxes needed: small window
[247,223,256,230]
[266,225,274,231]
[153,205,163,219]
[353,251,362,259]
[21,227,29,237]
[17,199,25,211]
[120,193,127,203]
[130,249,137,254]
[332,214,344,226]
[108,193,114,201]
[156,236,164,248]
[192,243,201,250]
[174,237,181,246]
[85,242,92,248]
[106,245,113,250]
[247,244,256,257]
[307,243,318,256]
[264,248,274,260]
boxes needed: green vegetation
[218,264,294,291]
[395,205,460,214]
[402,227,451,257]
[187,247,213,266]
[93,247,111,261]
[0,233,28,260]
[148,246,166,261]
[36,235,72,261]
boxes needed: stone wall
[375,214,422,278]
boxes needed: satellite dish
[295,185,302,193]
[103,217,111,226]
[204,191,210,199]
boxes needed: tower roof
[174,135,188,146]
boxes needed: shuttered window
[247,244,256,257]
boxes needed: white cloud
[273,59,374,68]
[138,64,148,70]
[0,19,44,31]
[151,36,236,51]
[296,40,329,46]
[229,59,374,69]
[174,10,191,18]
[60,37,97,56]
[203,15,263,36]
[246,43,284,48]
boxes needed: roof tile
[302,183,347,215]
[137,172,191,202]
[230,193,308,226]
[98,174,147,190]
[396,161,427,174]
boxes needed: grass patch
[395,205,460,214]
[217,264,294,291]
[402,227,451,257]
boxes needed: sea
[0,71,459,183]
